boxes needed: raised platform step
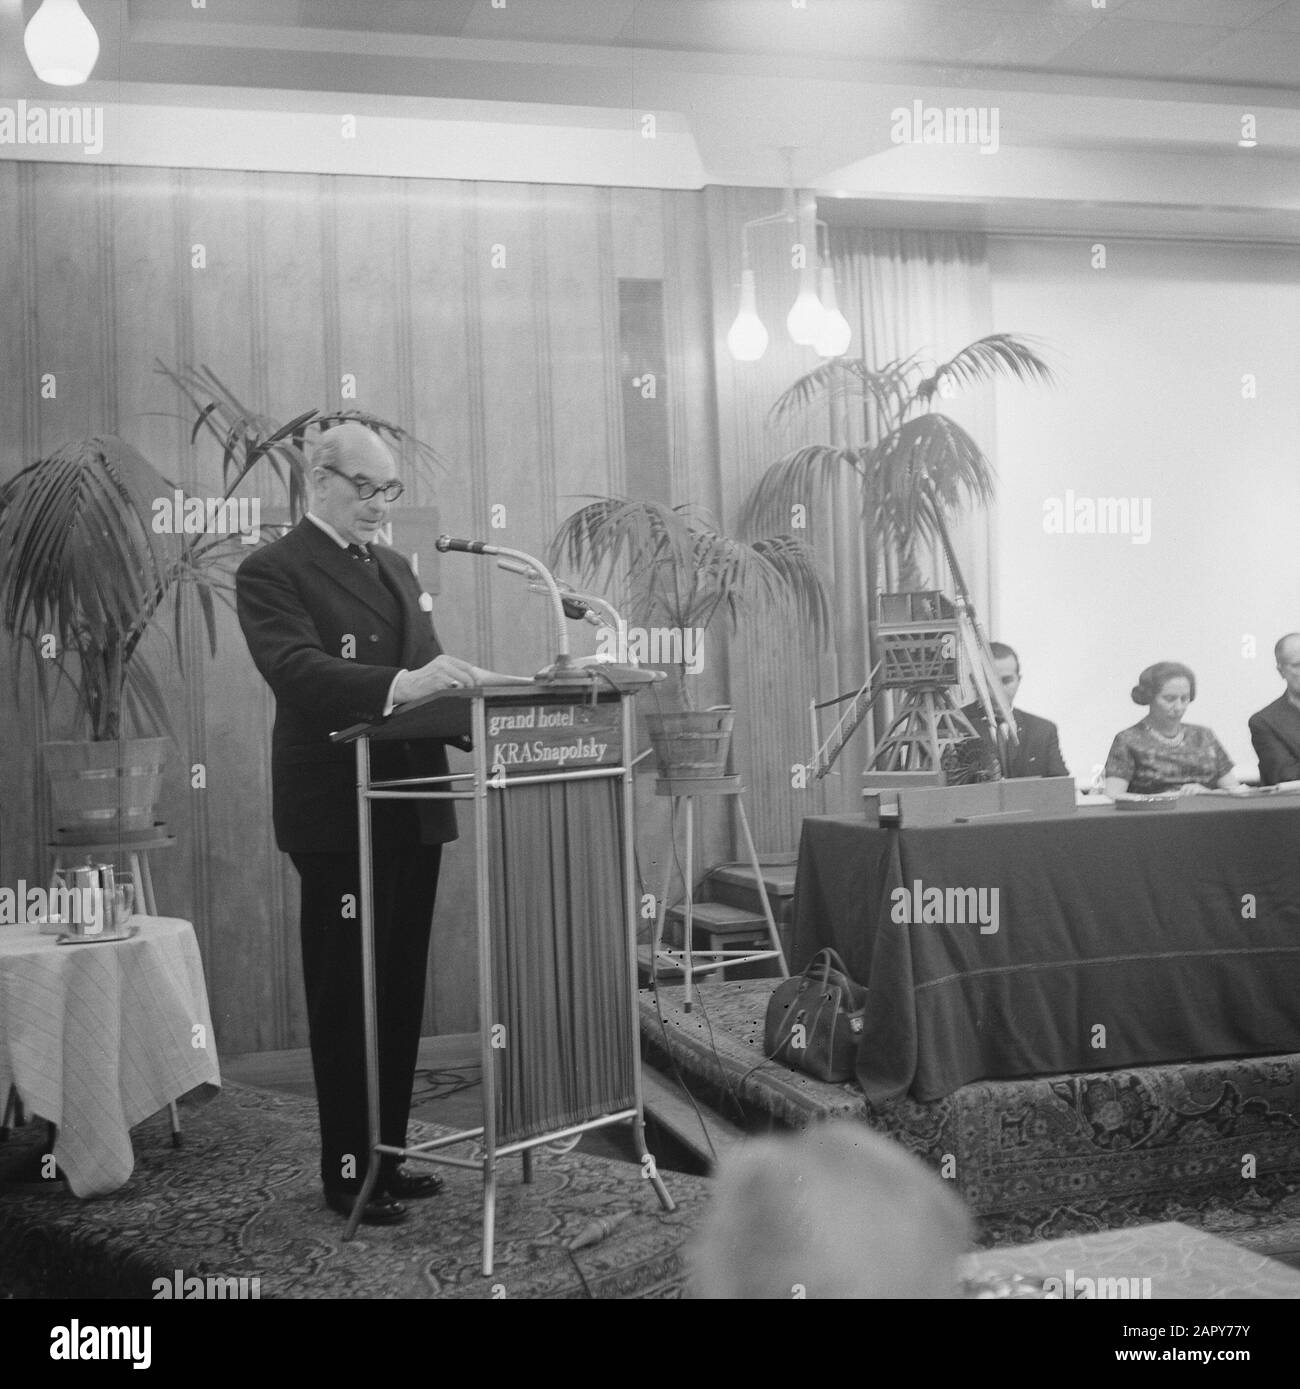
[639,1063,745,1172]
[704,861,798,922]
[665,901,771,933]
[640,977,1300,1250]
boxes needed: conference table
[0,916,221,1196]
[790,798,1300,1103]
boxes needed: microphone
[437,535,576,677]
[496,557,606,629]
[435,536,499,556]
[561,595,605,627]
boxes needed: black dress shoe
[383,1167,444,1200]
[323,1188,407,1224]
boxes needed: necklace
[1145,721,1184,746]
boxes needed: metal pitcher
[93,862,121,932]
[66,863,103,935]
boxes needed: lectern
[333,668,674,1274]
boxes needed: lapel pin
[419,592,434,612]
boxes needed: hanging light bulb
[24,0,100,87]
[785,199,826,350]
[814,268,852,358]
[786,265,824,345]
[726,268,769,362]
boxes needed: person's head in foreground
[689,1122,971,1299]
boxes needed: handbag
[763,947,868,1083]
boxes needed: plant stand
[649,775,789,1011]
[47,825,176,918]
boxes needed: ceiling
[4,1,1300,236]
[45,0,1300,95]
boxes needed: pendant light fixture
[725,150,849,362]
[814,267,853,358]
[725,267,770,362]
[24,0,100,86]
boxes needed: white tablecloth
[962,1220,1300,1299]
[0,915,221,1196]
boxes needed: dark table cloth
[790,801,1300,1102]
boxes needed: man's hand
[391,655,482,705]
[391,656,533,706]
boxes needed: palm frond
[549,497,699,624]
[871,414,996,544]
[915,333,1055,407]
[768,357,917,428]
[548,497,830,655]
[747,535,832,647]
[0,438,175,737]
[737,445,862,539]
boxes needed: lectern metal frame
[335,675,674,1275]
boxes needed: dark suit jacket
[236,519,460,853]
[961,703,1069,780]
[1248,693,1300,786]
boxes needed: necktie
[347,544,373,564]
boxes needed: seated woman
[1104,661,1243,797]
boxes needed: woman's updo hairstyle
[1131,661,1196,706]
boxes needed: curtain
[488,776,636,1144]
[817,226,997,793]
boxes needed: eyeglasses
[319,462,405,503]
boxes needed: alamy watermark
[0,99,103,156]
[1042,491,1151,544]
[151,491,262,545]
[890,879,1000,934]
[595,624,704,674]
[1048,1268,1152,1299]
[50,1322,150,1368]
[890,101,1000,155]
[152,1269,262,1299]
[0,881,99,927]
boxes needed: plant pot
[43,738,169,842]
[645,708,735,780]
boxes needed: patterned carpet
[639,978,1300,1259]
[0,1082,708,1299]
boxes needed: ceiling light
[24,0,100,87]
[726,268,769,362]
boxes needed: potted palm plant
[0,364,440,840]
[0,436,182,840]
[548,497,831,778]
[740,332,1055,679]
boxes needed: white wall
[988,235,1300,784]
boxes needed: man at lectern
[1249,633,1300,786]
[961,642,1069,780]
[237,422,482,1226]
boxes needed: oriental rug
[639,978,1300,1257]
[0,1081,707,1299]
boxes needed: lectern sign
[486,701,623,776]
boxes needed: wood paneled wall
[0,163,741,1055]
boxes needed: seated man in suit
[961,642,1069,779]
[1249,633,1300,785]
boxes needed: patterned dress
[1104,722,1233,794]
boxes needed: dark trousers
[290,829,441,1193]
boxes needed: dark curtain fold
[488,776,635,1143]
